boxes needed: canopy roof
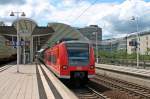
[0,18,54,36]
[44,22,89,48]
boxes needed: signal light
[62,65,68,70]
[90,65,95,69]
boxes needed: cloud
[0,0,54,25]
[101,0,150,34]
[0,0,25,5]
[75,0,150,39]
[0,0,149,39]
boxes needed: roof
[0,26,16,36]
[0,26,54,36]
[0,18,55,36]
[45,22,89,48]
[32,26,54,36]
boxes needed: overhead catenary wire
[58,0,99,35]
[72,0,98,23]
[45,0,99,47]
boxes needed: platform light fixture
[10,11,26,73]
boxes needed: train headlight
[90,65,95,69]
[62,65,68,70]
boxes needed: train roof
[63,40,90,44]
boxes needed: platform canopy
[43,22,89,48]
[0,18,54,36]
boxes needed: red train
[44,40,95,81]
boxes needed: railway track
[72,85,109,99]
[0,61,16,72]
[92,74,150,99]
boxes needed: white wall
[127,33,150,55]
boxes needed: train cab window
[66,43,89,66]
[67,49,89,66]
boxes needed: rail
[92,74,150,99]
[98,58,150,68]
[0,61,16,72]
[72,85,109,99]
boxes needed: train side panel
[45,45,61,76]
[59,43,70,78]
[88,47,95,76]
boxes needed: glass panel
[49,55,56,64]
[66,43,89,66]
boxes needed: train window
[66,43,89,48]
[67,49,89,66]
[66,43,89,66]
[49,56,51,62]
[53,55,56,64]
[68,49,89,58]
[50,55,56,64]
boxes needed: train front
[60,41,95,81]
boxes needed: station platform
[0,63,77,99]
[96,63,150,88]
[0,64,39,99]
[96,64,150,78]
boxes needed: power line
[72,0,98,23]
[58,0,99,39]
[46,0,99,47]
[65,0,82,22]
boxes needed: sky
[0,0,150,39]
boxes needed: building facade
[127,31,150,55]
[99,31,150,55]
[99,38,127,52]
[78,25,102,42]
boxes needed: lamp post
[10,11,25,72]
[131,16,139,68]
[93,32,99,63]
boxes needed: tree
[146,48,150,55]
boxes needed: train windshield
[66,43,89,66]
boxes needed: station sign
[5,41,30,46]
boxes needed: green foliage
[98,50,150,60]
[145,48,150,55]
